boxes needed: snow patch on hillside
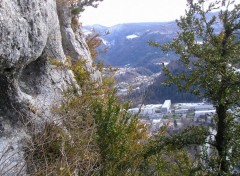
[126,34,139,39]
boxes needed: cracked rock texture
[0,0,100,175]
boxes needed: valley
[114,66,161,96]
[84,21,207,105]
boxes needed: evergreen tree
[150,0,240,174]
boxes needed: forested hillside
[145,60,201,103]
[84,22,179,72]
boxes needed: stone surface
[0,0,100,174]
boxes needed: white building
[174,103,214,111]
[161,100,171,113]
[128,104,163,118]
[175,109,189,114]
[194,110,216,118]
[194,104,214,111]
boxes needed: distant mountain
[84,12,222,72]
[84,14,222,104]
[84,22,179,72]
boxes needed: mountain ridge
[84,21,179,71]
[84,11,222,71]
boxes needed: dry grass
[24,119,100,175]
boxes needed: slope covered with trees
[145,60,201,104]
[84,22,179,72]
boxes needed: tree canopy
[150,0,240,175]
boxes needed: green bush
[93,88,148,175]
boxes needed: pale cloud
[81,0,240,27]
[81,0,187,26]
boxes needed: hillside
[144,60,200,104]
[84,22,179,72]
[84,23,200,104]
[84,12,222,72]
[84,13,223,104]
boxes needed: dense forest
[145,60,201,104]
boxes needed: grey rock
[0,0,101,175]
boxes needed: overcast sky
[81,0,188,26]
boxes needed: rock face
[0,0,100,174]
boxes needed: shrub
[93,87,148,175]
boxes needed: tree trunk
[215,104,229,174]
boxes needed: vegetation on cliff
[23,0,240,175]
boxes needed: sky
[81,0,188,27]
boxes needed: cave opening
[19,56,46,96]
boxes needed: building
[194,104,214,111]
[161,100,171,113]
[128,104,163,118]
[175,109,189,114]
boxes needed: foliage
[145,126,209,157]
[25,123,73,175]
[137,125,205,175]
[92,86,148,175]
[56,0,104,13]
[24,1,240,174]
[71,59,92,92]
[144,60,201,104]
[150,0,240,174]
[56,0,104,34]
[142,149,197,176]
[76,0,104,12]
[71,7,81,15]
[27,32,214,175]
[85,30,109,63]
[25,54,151,175]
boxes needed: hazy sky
[81,0,188,26]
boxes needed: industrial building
[161,100,171,113]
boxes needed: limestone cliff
[0,0,100,174]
